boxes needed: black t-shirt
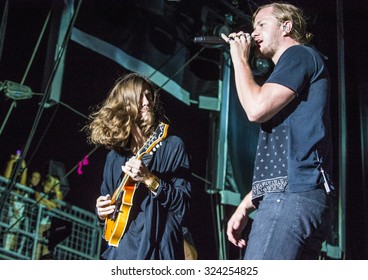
[252,45,332,201]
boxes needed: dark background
[0,0,367,259]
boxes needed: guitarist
[85,73,192,260]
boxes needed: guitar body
[103,179,136,246]
[103,122,169,247]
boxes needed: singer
[222,2,334,260]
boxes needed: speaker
[44,217,72,250]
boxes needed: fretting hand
[96,194,115,220]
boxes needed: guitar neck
[112,172,131,202]
[111,122,168,203]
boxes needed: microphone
[193,36,227,45]
[193,35,256,47]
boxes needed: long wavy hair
[85,73,163,151]
[253,2,313,45]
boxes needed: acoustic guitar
[103,122,169,247]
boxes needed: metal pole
[214,51,232,259]
[337,0,346,258]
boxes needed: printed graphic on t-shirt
[252,127,288,199]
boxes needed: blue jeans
[244,187,332,260]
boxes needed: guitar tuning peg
[160,142,162,146]
[153,147,156,152]
[150,151,153,155]
[156,144,160,148]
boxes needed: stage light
[1,80,33,100]
[213,24,231,37]
[251,57,273,76]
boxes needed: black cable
[26,104,60,168]
[0,0,9,65]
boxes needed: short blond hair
[253,2,313,45]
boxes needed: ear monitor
[283,25,287,31]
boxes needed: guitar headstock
[136,122,169,159]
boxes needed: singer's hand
[221,32,253,44]
[221,32,252,60]
[220,32,235,43]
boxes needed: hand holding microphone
[193,32,257,67]
[220,32,255,62]
[220,32,253,44]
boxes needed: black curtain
[344,1,368,260]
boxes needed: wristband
[145,175,160,192]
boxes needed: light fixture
[251,57,273,77]
[1,80,33,100]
